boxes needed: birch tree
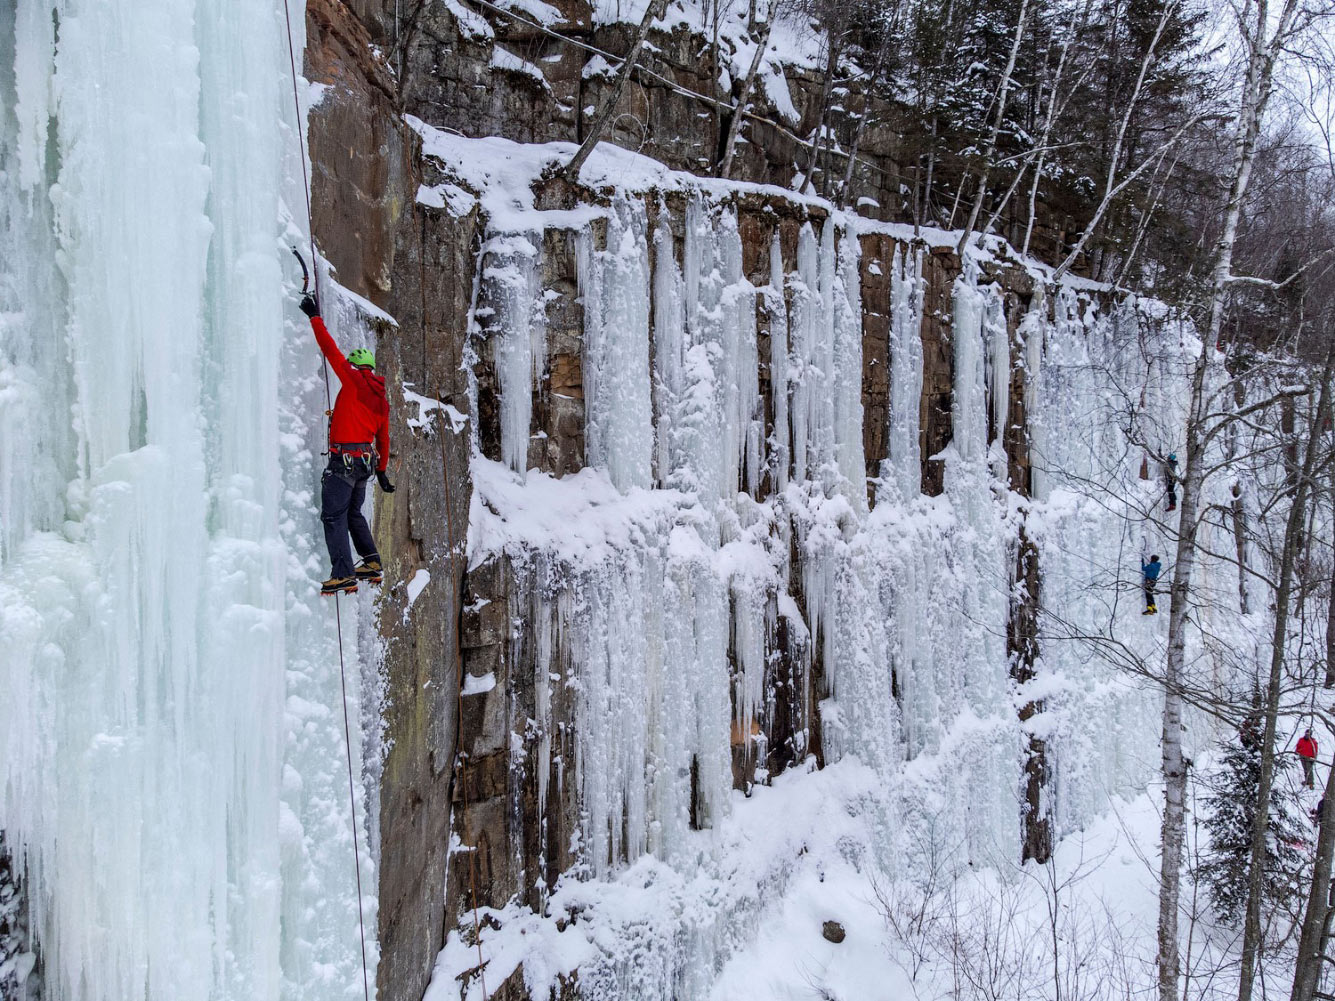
[1150,0,1312,996]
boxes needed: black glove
[377,470,395,493]
[299,293,320,319]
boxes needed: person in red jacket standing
[1297,729,1319,789]
[300,293,394,595]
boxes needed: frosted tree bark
[562,0,668,181]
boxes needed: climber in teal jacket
[1141,555,1162,615]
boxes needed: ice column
[677,198,727,505]
[950,263,988,466]
[559,526,730,873]
[482,233,545,475]
[718,212,762,498]
[580,198,653,491]
[0,2,374,998]
[1019,294,1047,500]
[984,288,1009,465]
[676,197,762,506]
[766,231,790,493]
[788,223,825,484]
[884,246,924,500]
[652,211,685,487]
[833,227,866,504]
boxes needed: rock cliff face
[302,4,1109,999]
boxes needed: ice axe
[291,246,311,295]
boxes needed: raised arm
[301,295,356,384]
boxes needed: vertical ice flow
[884,246,924,501]
[767,230,790,493]
[483,232,545,475]
[0,3,376,1000]
[580,198,653,492]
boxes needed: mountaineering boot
[1166,503,1177,512]
[321,575,359,596]
[354,558,383,584]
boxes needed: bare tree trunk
[1327,470,1335,688]
[1222,3,1312,997]
[1049,0,1189,281]
[1022,5,1089,256]
[1157,8,1302,999]
[1115,151,1178,288]
[978,153,1036,243]
[1292,720,1335,1001]
[798,37,841,195]
[1241,356,1334,1001]
[561,0,668,181]
[1157,349,1207,1001]
[720,17,774,179]
[921,115,939,232]
[837,43,890,207]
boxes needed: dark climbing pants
[322,455,378,579]
[1302,756,1316,788]
[1144,580,1157,609]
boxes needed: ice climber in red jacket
[301,293,394,595]
[1297,730,1319,789]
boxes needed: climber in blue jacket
[1142,554,1163,615]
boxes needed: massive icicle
[0,3,376,999]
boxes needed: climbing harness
[282,3,371,1000]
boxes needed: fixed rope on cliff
[281,2,375,998]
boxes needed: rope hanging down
[281,3,372,1000]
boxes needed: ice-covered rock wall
[426,117,1215,997]
[0,4,379,999]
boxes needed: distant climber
[1297,729,1319,789]
[1141,554,1162,615]
[1164,453,1179,512]
[300,293,394,596]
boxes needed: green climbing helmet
[347,347,375,369]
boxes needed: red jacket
[1298,736,1318,759]
[311,316,389,471]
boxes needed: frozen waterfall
[0,3,376,1000]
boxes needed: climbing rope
[281,3,372,1000]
